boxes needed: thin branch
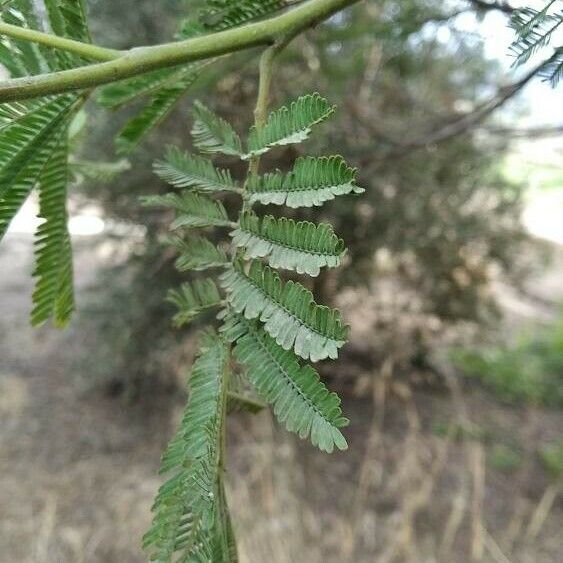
[362,54,557,161]
[0,20,121,61]
[484,124,563,138]
[248,40,291,178]
[0,0,360,103]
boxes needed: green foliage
[154,146,239,193]
[31,139,74,327]
[246,93,335,157]
[222,311,348,452]
[0,96,76,240]
[198,0,287,32]
[143,331,234,561]
[0,1,93,326]
[165,233,228,272]
[510,1,563,85]
[246,155,363,208]
[98,0,291,151]
[115,65,206,155]
[191,100,243,157]
[231,212,345,276]
[142,90,357,557]
[141,191,232,229]
[452,311,563,407]
[166,279,222,327]
[220,260,349,361]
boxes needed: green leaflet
[1,2,44,76]
[509,2,561,66]
[165,233,228,272]
[222,311,348,453]
[141,191,231,229]
[231,212,346,277]
[199,0,287,31]
[154,146,239,193]
[44,0,90,43]
[115,65,204,155]
[246,155,363,208]
[245,93,335,158]
[166,279,222,327]
[219,260,348,362]
[144,331,232,562]
[191,100,243,157]
[44,0,91,69]
[0,95,78,240]
[31,135,74,327]
[98,67,187,109]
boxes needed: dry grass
[1,235,562,562]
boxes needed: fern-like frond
[200,0,288,31]
[165,233,228,271]
[0,95,78,240]
[154,147,239,193]
[541,46,563,86]
[219,260,348,361]
[44,0,91,44]
[31,137,73,327]
[98,67,185,109]
[245,93,335,158]
[116,66,204,154]
[231,212,346,277]
[509,1,563,66]
[246,155,363,208]
[166,279,222,327]
[222,311,348,452]
[144,331,230,562]
[141,192,232,229]
[1,2,44,76]
[191,100,243,157]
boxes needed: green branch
[247,43,286,178]
[0,20,121,61]
[0,0,360,103]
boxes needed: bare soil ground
[1,234,562,562]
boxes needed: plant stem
[247,44,283,178]
[0,20,121,61]
[0,0,360,103]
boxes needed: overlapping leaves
[166,278,222,327]
[154,146,239,193]
[142,191,231,229]
[222,311,348,452]
[220,260,349,361]
[231,212,346,276]
[144,331,232,561]
[510,1,563,86]
[0,1,93,326]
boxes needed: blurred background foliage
[75,0,541,396]
[2,1,562,561]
